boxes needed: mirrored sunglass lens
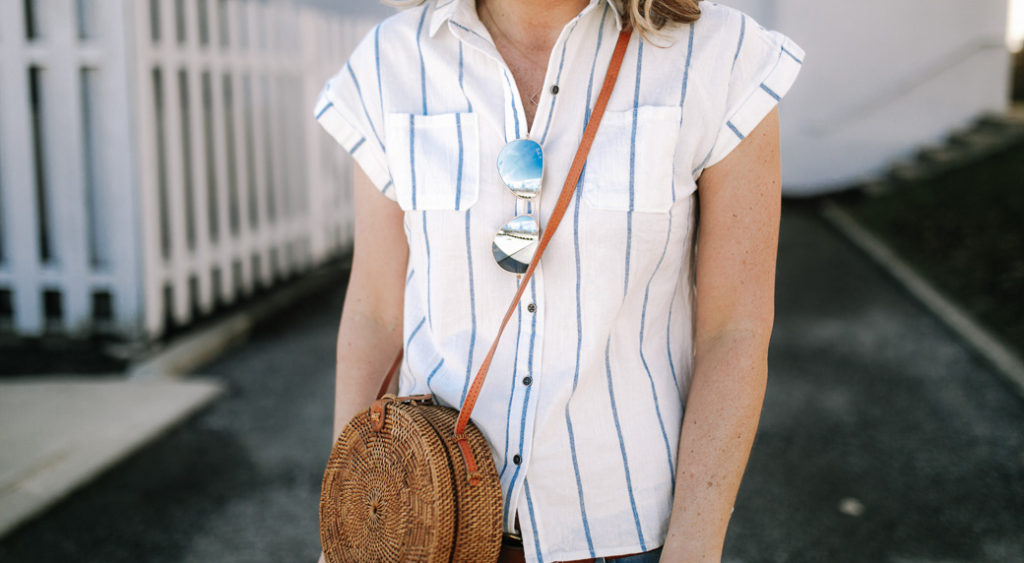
[492,215,539,274]
[497,139,543,200]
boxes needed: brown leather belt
[499,530,654,563]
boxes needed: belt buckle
[501,531,524,549]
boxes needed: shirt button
[522,376,533,386]
[551,85,559,94]
[513,454,522,465]
[527,303,537,313]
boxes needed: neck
[477,0,591,52]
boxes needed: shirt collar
[428,0,623,39]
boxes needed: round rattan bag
[319,394,502,562]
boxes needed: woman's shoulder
[639,2,749,54]
[342,4,433,75]
[694,1,747,25]
[646,1,799,69]
[377,2,432,34]
[345,2,433,56]
[691,2,793,53]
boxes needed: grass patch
[838,135,1024,357]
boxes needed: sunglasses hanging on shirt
[492,138,544,274]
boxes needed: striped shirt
[312,1,804,561]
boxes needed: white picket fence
[0,0,375,340]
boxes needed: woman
[314,0,804,561]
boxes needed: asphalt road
[1,205,1022,563]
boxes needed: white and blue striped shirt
[313,1,803,561]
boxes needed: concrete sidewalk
[0,260,350,540]
[0,377,223,538]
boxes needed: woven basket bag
[319,28,632,563]
[319,394,502,562]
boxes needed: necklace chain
[479,0,545,105]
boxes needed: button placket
[503,265,545,532]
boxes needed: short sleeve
[704,17,805,169]
[312,28,396,201]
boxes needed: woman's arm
[330,164,409,439]
[660,107,782,561]
[318,165,407,563]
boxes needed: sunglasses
[491,139,544,275]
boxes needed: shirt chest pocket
[581,105,681,213]
[385,112,480,211]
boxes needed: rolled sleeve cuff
[705,34,805,169]
[313,90,396,200]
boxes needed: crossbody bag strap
[452,27,634,485]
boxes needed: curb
[820,200,1024,401]
[127,259,350,379]
[0,378,224,539]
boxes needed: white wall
[725,0,1012,195]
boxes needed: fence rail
[0,0,374,340]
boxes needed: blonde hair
[385,0,703,40]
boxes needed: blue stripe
[459,209,477,405]
[455,114,465,209]
[403,315,428,376]
[524,479,543,560]
[416,4,429,115]
[692,148,714,176]
[349,137,365,154]
[406,316,426,349]
[782,45,803,64]
[375,25,384,119]
[406,268,415,286]
[500,299,524,480]
[664,212,683,397]
[412,20,431,335]
[426,358,445,393]
[503,70,521,139]
[680,24,695,114]
[577,3,609,188]
[760,82,781,101]
[539,18,582,144]
[500,300,524,529]
[382,179,393,196]
[666,296,682,394]
[345,64,384,151]
[524,276,538,401]
[605,338,647,549]
[561,10,608,552]
[450,20,490,44]
[458,42,473,112]
[624,40,642,296]
[675,24,695,202]
[314,100,333,120]
[727,120,745,140]
[731,14,746,71]
[638,214,678,481]
[409,115,417,208]
[422,214,433,329]
[437,0,454,9]
[503,282,537,530]
[568,164,595,556]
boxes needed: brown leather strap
[375,352,403,400]
[453,28,634,483]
